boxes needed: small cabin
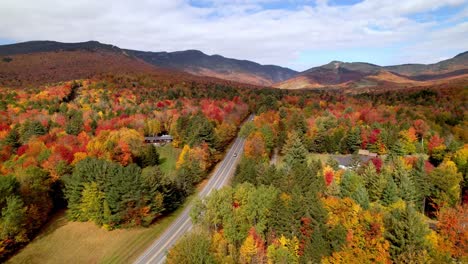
[144,135,173,146]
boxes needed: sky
[0,0,467,71]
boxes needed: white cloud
[0,0,466,70]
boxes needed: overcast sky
[0,0,467,71]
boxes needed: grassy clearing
[8,196,193,264]
[307,153,342,164]
[276,153,336,166]
[158,144,180,176]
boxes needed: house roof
[144,135,173,140]
[333,155,374,168]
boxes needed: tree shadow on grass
[34,210,69,240]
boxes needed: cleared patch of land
[275,152,339,166]
[158,144,181,176]
[8,201,190,264]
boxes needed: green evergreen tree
[382,175,399,206]
[278,111,287,150]
[138,144,160,168]
[308,224,332,263]
[233,157,258,186]
[3,126,20,149]
[340,171,370,209]
[384,204,430,261]
[19,120,46,143]
[352,185,370,209]
[283,132,308,168]
[79,182,104,224]
[0,196,26,241]
[0,175,19,208]
[65,110,83,136]
[390,140,405,156]
[361,163,385,202]
[399,173,416,205]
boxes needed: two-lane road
[134,135,246,264]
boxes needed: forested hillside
[0,76,254,260]
[0,71,466,262]
[168,86,468,263]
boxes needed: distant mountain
[125,49,297,86]
[0,41,162,86]
[0,40,121,56]
[0,41,256,88]
[0,40,297,86]
[276,52,468,92]
[1,40,466,91]
[384,51,468,76]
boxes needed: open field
[8,196,193,264]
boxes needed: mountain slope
[125,49,297,86]
[0,50,156,86]
[276,51,468,91]
[0,41,259,88]
[0,40,297,86]
[384,51,468,76]
[0,40,121,56]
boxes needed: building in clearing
[144,135,173,146]
[333,149,379,170]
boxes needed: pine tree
[138,144,160,168]
[361,163,385,202]
[340,170,369,208]
[4,126,20,149]
[384,204,430,261]
[65,111,83,136]
[308,224,331,263]
[390,140,405,156]
[283,132,308,168]
[0,196,26,241]
[399,173,416,205]
[411,157,429,212]
[352,185,370,209]
[382,175,399,206]
[233,157,258,186]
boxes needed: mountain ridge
[275,51,468,91]
[0,40,466,90]
[0,40,298,86]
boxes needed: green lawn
[158,144,181,176]
[276,153,336,167]
[8,196,193,264]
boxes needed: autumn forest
[0,68,465,263]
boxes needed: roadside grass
[8,196,194,264]
[158,144,180,176]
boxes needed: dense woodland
[0,74,466,262]
[167,86,468,263]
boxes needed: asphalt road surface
[134,136,246,264]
